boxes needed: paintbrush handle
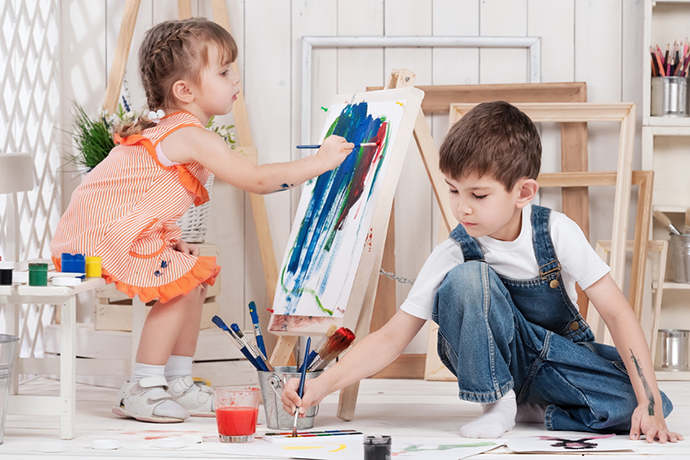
[653,210,681,235]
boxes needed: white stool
[0,277,119,440]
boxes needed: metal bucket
[0,335,19,445]
[671,234,690,283]
[655,329,690,371]
[651,76,690,117]
[257,366,321,430]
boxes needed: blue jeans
[432,261,673,433]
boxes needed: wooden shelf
[662,281,690,290]
[653,205,690,213]
[647,116,690,127]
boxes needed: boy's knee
[433,261,485,321]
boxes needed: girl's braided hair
[116,17,237,137]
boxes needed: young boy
[281,101,682,443]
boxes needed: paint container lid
[49,272,84,278]
[37,442,69,453]
[0,261,14,269]
[154,437,186,449]
[91,439,121,450]
[52,277,82,286]
[363,435,392,446]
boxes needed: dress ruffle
[52,255,220,304]
[103,255,220,304]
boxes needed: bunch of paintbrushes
[299,325,356,373]
[650,40,690,77]
[212,315,273,372]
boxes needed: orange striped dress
[51,111,220,303]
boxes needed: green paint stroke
[630,348,655,416]
[279,264,332,315]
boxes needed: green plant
[68,99,236,171]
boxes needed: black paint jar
[0,261,13,285]
[363,435,391,460]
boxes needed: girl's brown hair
[116,18,238,137]
[439,101,541,191]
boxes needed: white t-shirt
[401,204,611,321]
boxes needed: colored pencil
[650,47,659,77]
[247,301,267,359]
[293,337,311,438]
[296,142,377,149]
[665,43,671,76]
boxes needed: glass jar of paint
[0,261,13,285]
[28,263,48,286]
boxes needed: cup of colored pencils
[651,40,690,117]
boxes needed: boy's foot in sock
[460,390,516,438]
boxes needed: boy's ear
[171,79,195,104]
[516,178,539,208]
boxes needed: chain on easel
[379,268,415,285]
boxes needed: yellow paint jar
[85,256,102,278]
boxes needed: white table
[0,277,112,439]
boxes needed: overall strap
[449,223,484,261]
[531,205,560,278]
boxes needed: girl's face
[445,172,525,242]
[193,44,240,121]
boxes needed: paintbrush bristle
[317,327,355,362]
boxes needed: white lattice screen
[1,0,61,360]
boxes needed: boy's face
[445,172,528,242]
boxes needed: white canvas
[272,88,422,319]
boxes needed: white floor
[1,377,689,459]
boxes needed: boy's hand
[630,404,684,443]
[281,377,328,417]
[174,240,199,256]
[316,135,355,171]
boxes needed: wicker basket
[177,174,214,243]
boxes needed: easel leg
[337,242,385,421]
[270,336,298,367]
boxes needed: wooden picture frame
[589,240,668,363]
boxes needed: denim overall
[432,205,672,433]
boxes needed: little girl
[51,18,353,423]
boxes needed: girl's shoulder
[142,111,204,146]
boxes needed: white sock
[516,403,546,423]
[460,389,516,439]
[164,355,193,381]
[131,362,165,382]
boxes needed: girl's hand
[174,240,199,256]
[630,403,684,443]
[281,377,328,418]
[316,135,355,171]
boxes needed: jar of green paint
[28,263,48,286]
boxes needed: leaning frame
[301,35,541,145]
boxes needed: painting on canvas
[269,87,423,332]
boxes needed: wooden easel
[102,0,280,357]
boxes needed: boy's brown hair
[439,101,541,191]
[117,18,238,136]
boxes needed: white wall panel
[57,0,647,357]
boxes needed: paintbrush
[296,142,377,149]
[212,316,265,371]
[307,327,355,372]
[293,337,311,438]
[299,324,337,372]
[231,323,273,371]
[653,210,682,236]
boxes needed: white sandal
[112,375,189,423]
[166,376,215,417]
